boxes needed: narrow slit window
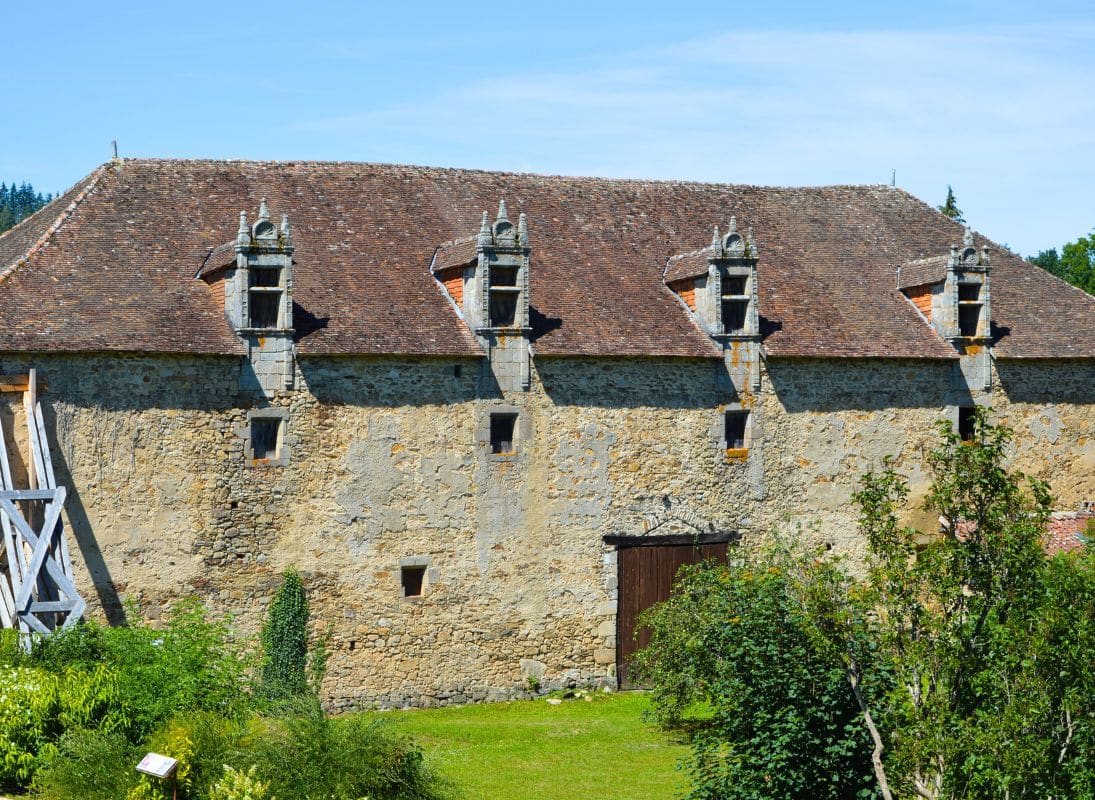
[490,413,518,455]
[958,407,976,441]
[725,411,749,450]
[722,299,748,333]
[250,292,281,328]
[401,566,426,598]
[489,291,519,327]
[958,304,981,337]
[251,418,281,461]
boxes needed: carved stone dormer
[940,227,992,347]
[666,217,761,392]
[225,199,295,395]
[434,200,531,392]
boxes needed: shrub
[210,765,272,800]
[0,664,124,789]
[28,598,252,739]
[261,568,309,700]
[32,728,141,800]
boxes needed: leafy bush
[32,728,141,800]
[260,568,309,700]
[0,664,124,788]
[210,765,272,800]
[27,598,252,739]
[244,703,445,800]
[633,560,879,800]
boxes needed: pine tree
[937,185,965,223]
[0,180,51,235]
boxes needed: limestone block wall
[0,351,1088,709]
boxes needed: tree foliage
[937,186,965,224]
[638,409,1094,800]
[0,182,52,234]
[260,567,310,699]
[1029,231,1095,295]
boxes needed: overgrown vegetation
[637,409,1094,800]
[260,567,309,700]
[0,182,52,234]
[1030,230,1095,295]
[0,569,444,800]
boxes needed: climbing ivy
[260,567,309,700]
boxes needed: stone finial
[747,226,757,257]
[980,244,991,265]
[259,198,270,222]
[728,216,738,235]
[496,199,509,224]
[710,225,721,249]
[518,212,529,247]
[237,211,250,246]
[492,199,516,244]
[280,213,291,239]
[478,211,492,246]
[963,226,974,248]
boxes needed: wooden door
[616,542,727,688]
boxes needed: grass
[388,691,689,800]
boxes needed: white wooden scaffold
[0,370,84,634]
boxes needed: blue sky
[5,1,1094,255]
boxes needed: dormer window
[249,266,283,328]
[721,273,750,334]
[957,281,982,337]
[488,265,520,327]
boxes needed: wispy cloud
[293,22,1095,252]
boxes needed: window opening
[958,407,976,441]
[490,413,518,455]
[249,267,281,288]
[725,411,749,450]
[489,291,519,327]
[401,566,426,598]
[722,299,748,333]
[491,266,518,287]
[958,305,981,337]
[723,276,747,295]
[250,293,280,328]
[251,418,281,461]
[958,283,980,302]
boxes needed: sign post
[136,752,179,800]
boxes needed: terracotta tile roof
[897,255,949,290]
[0,159,1090,359]
[664,248,711,283]
[1046,511,1093,555]
[432,236,478,272]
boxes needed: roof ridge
[0,163,112,287]
[114,157,894,193]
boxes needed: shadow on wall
[767,358,968,413]
[298,355,497,407]
[43,405,127,625]
[996,359,1095,405]
[536,356,729,409]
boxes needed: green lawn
[389,691,689,800]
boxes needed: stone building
[0,159,1091,707]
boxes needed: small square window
[490,413,518,455]
[491,266,518,287]
[251,418,282,461]
[489,291,519,327]
[401,566,426,598]
[958,304,981,337]
[958,283,980,302]
[722,299,748,333]
[250,292,281,328]
[723,276,747,295]
[958,407,976,441]
[725,411,749,450]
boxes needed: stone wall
[0,351,1089,709]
